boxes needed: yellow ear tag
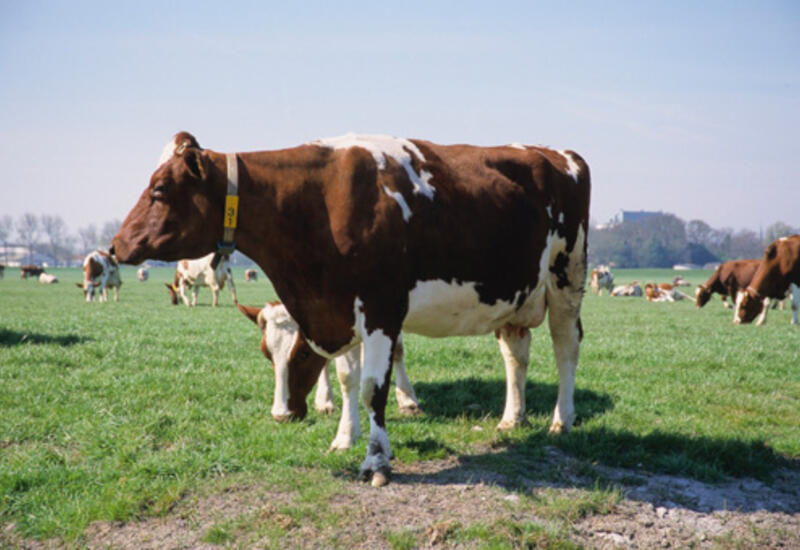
[224,195,239,229]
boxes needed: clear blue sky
[1,1,798,234]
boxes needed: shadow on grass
[0,328,90,347]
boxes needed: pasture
[1,266,798,547]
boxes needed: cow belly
[402,279,546,337]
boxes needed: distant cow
[611,282,643,297]
[165,252,237,307]
[673,275,691,287]
[0,264,4,278]
[590,266,614,296]
[20,265,44,279]
[238,302,420,450]
[735,235,800,326]
[244,268,258,282]
[695,259,760,310]
[78,250,122,302]
[644,283,691,302]
[137,267,149,282]
[39,273,58,284]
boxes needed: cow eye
[151,183,168,199]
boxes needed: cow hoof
[272,413,292,423]
[315,403,335,415]
[548,422,570,435]
[496,417,527,431]
[327,438,354,452]
[399,404,423,417]
[370,468,391,487]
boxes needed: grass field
[1,265,798,544]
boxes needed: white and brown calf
[610,282,643,297]
[238,302,420,451]
[78,250,121,302]
[137,267,149,281]
[166,252,237,307]
[590,266,614,296]
[39,273,58,284]
[244,268,258,282]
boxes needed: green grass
[1,266,798,541]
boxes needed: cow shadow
[0,328,90,347]
[412,377,613,424]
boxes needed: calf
[238,303,420,450]
[695,259,760,310]
[590,266,614,296]
[244,268,258,282]
[735,236,800,326]
[20,265,44,279]
[39,272,58,284]
[137,267,149,281]
[78,250,122,302]
[611,282,643,297]
[165,252,237,307]
[644,283,690,302]
[112,131,590,486]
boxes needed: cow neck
[212,152,239,269]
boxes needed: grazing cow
[589,265,614,296]
[611,282,643,297]
[137,267,149,282]
[78,250,122,302]
[39,272,58,284]
[735,235,800,326]
[20,265,44,279]
[695,259,760,310]
[111,131,590,486]
[238,302,420,450]
[165,252,237,307]
[244,268,258,282]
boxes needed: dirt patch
[3,447,799,549]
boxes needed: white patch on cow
[382,185,412,221]
[509,142,527,150]
[558,150,580,182]
[311,133,436,199]
[558,212,565,224]
[158,137,178,167]
[261,303,302,419]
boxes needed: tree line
[588,214,798,268]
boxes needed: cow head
[695,284,712,308]
[165,283,180,305]
[734,288,768,324]
[111,132,224,265]
[237,303,328,422]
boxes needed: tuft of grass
[202,523,234,545]
[385,528,418,550]
[455,519,581,549]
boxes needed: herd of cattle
[5,132,799,487]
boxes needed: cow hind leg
[790,283,799,326]
[329,346,362,451]
[358,330,396,487]
[496,326,531,430]
[392,335,421,416]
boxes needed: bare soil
[3,446,799,549]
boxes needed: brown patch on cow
[237,303,262,324]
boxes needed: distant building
[606,210,662,227]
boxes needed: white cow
[137,267,149,282]
[39,273,58,284]
[166,252,237,307]
[79,250,121,301]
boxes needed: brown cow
[735,235,800,326]
[112,131,590,486]
[244,268,258,282]
[695,259,760,310]
[20,265,44,279]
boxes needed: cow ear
[765,243,777,260]
[237,304,262,325]
[182,148,207,180]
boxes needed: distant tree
[99,219,121,248]
[0,215,12,264]
[728,229,764,259]
[41,214,69,266]
[686,219,713,245]
[77,224,99,256]
[764,221,798,244]
[16,213,40,264]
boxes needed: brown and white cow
[695,259,760,311]
[672,275,691,287]
[238,302,420,450]
[610,281,643,297]
[589,265,614,296]
[137,267,149,281]
[20,265,44,279]
[735,235,800,326]
[644,283,691,302]
[39,272,58,284]
[244,268,258,282]
[165,252,237,307]
[0,264,4,279]
[112,131,590,485]
[78,250,122,302]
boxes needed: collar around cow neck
[217,152,239,257]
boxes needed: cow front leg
[790,283,799,326]
[496,326,531,430]
[314,365,335,415]
[755,297,771,326]
[227,275,238,305]
[547,301,581,435]
[392,335,421,416]
[329,346,362,451]
[358,331,395,487]
[179,283,191,307]
[211,286,219,307]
